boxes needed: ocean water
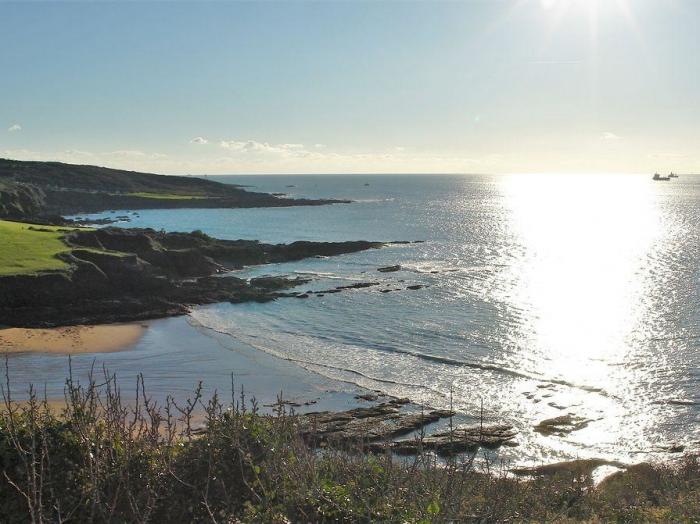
[71,174,700,465]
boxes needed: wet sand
[1,315,366,413]
[0,324,147,354]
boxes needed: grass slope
[0,220,73,275]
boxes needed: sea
[18,173,700,467]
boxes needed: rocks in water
[651,399,698,407]
[334,282,380,291]
[534,414,591,436]
[512,458,624,478]
[250,275,308,290]
[355,393,380,401]
[300,400,454,446]
[298,398,516,457]
[264,400,302,408]
[651,443,686,453]
[389,424,518,456]
[310,282,381,295]
[295,293,310,299]
[378,265,401,273]
[406,285,424,290]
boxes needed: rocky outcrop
[299,399,451,445]
[0,227,383,327]
[534,414,591,436]
[388,424,518,456]
[296,400,517,457]
[0,181,46,219]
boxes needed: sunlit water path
[57,174,700,464]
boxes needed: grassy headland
[0,158,348,220]
[0,224,383,327]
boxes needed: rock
[534,414,591,436]
[389,424,517,456]
[334,282,380,291]
[512,458,624,477]
[264,400,302,408]
[250,275,307,290]
[651,399,697,406]
[295,293,310,299]
[378,265,401,273]
[406,285,424,290]
[355,393,379,401]
[300,402,455,446]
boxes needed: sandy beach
[0,323,147,354]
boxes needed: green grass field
[126,192,210,200]
[0,220,73,275]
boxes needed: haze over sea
[61,173,700,465]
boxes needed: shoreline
[0,314,689,479]
[0,323,147,354]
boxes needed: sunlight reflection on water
[492,173,683,457]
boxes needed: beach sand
[0,324,146,355]
[2,315,367,413]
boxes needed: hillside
[0,158,347,219]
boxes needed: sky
[1,0,699,175]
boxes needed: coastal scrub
[1,371,699,523]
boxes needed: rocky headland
[0,226,383,328]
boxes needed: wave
[187,307,612,404]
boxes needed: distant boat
[364,183,370,186]
[669,172,679,178]
[653,173,671,181]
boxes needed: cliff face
[0,227,382,327]
[0,181,46,219]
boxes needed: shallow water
[54,174,700,464]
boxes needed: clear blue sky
[1,0,698,174]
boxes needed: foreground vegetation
[1,370,699,523]
[0,220,73,275]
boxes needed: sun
[539,0,634,19]
[536,0,638,46]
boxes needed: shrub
[1,362,699,523]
